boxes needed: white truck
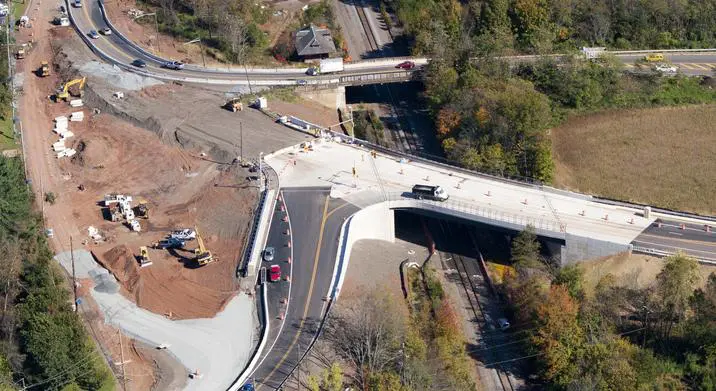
[306,58,344,76]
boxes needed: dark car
[154,238,185,249]
[131,59,147,68]
[88,30,100,39]
[296,79,308,85]
[162,60,185,70]
[396,61,415,70]
[269,265,281,282]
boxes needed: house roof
[295,24,336,57]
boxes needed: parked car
[263,247,275,262]
[100,27,112,35]
[497,318,511,330]
[154,238,185,249]
[162,60,185,70]
[169,228,196,241]
[45,228,54,238]
[131,59,147,68]
[654,63,678,73]
[88,30,99,39]
[73,0,82,8]
[396,61,415,70]
[269,265,281,282]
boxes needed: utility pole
[240,122,243,163]
[70,236,77,312]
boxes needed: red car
[269,265,281,282]
[396,61,415,70]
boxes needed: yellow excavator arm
[57,77,87,100]
[195,227,206,254]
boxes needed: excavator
[56,77,86,102]
[193,227,217,266]
[135,199,150,219]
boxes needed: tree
[324,289,405,389]
[532,285,585,387]
[511,225,541,269]
[553,264,584,300]
[307,363,344,391]
[655,253,700,339]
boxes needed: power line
[19,354,99,390]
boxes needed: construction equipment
[138,246,152,267]
[224,98,243,112]
[107,204,123,222]
[193,227,216,266]
[56,77,86,101]
[39,61,50,77]
[135,200,150,219]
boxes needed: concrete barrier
[226,282,269,391]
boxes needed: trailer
[306,58,344,75]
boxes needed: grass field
[0,116,16,151]
[552,104,716,215]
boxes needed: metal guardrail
[632,246,716,265]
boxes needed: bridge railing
[384,192,565,235]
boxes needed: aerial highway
[67,0,716,86]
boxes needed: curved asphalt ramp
[54,249,120,294]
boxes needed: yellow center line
[257,195,330,390]
[326,201,350,218]
[81,1,136,63]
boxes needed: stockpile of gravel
[80,61,163,91]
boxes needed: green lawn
[0,116,17,151]
[12,0,28,20]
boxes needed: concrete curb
[227,283,269,391]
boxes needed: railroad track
[438,222,515,391]
[355,0,379,52]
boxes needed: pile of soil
[98,245,143,297]
[72,137,110,168]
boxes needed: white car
[654,64,678,73]
[169,229,196,240]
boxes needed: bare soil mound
[98,245,143,299]
[72,137,111,168]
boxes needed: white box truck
[306,58,344,76]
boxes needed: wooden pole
[119,330,127,391]
[70,236,77,312]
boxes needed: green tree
[655,253,700,339]
[553,264,584,300]
[511,225,541,269]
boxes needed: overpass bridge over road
[262,138,716,266]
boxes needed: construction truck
[224,98,243,112]
[138,246,152,267]
[39,61,50,77]
[135,200,150,219]
[56,77,86,102]
[193,227,216,266]
[107,204,123,222]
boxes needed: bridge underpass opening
[394,209,565,266]
[344,81,442,156]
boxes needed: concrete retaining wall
[562,233,632,264]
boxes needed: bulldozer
[56,77,86,102]
[135,200,150,220]
[39,61,50,77]
[193,227,217,266]
[224,98,243,112]
[138,246,152,267]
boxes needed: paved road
[632,218,716,262]
[68,0,716,85]
[251,189,357,390]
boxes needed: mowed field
[552,104,716,215]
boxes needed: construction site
[13,1,312,388]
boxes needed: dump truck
[306,58,344,76]
[39,61,50,77]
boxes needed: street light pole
[184,38,206,67]
[134,12,160,55]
